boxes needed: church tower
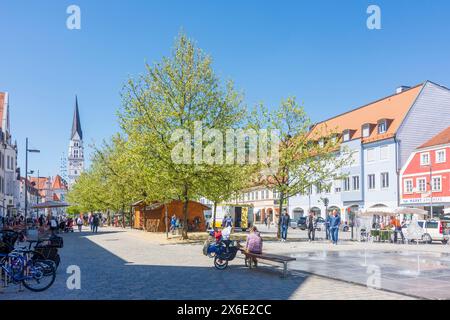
[68,96,84,188]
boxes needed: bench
[239,249,296,278]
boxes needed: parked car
[402,220,449,244]
[315,217,326,231]
[297,217,307,230]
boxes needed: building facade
[288,81,450,222]
[400,126,450,216]
[0,92,20,217]
[68,96,84,188]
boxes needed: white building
[0,92,20,217]
[68,96,84,188]
[288,81,450,222]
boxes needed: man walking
[393,215,404,243]
[92,214,100,233]
[330,209,341,245]
[306,211,316,242]
[280,211,290,242]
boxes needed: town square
[1,0,450,307]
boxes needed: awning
[31,201,70,209]
[358,207,428,217]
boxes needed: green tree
[252,97,352,238]
[119,33,245,239]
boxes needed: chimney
[396,86,410,94]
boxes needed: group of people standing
[305,209,341,244]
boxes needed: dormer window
[362,124,371,138]
[318,138,325,147]
[378,120,387,134]
[342,129,355,142]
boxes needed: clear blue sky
[1,0,450,177]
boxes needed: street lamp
[24,138,40,229]
[320,197,329,240]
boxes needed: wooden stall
[132,200,209,232]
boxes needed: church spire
[71,95,83,140]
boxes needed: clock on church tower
[68,96,84,188]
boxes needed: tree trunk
[212,201,217,230]
[165,204,169,239]
[277,192,284,239]
[121,205,125,229]
[129,206,133,228]
[182,185,189,240]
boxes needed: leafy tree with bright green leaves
[119,33,246,239]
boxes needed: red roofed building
[400,126,450,216]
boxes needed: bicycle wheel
[22,259,56,292]
[31,251,57,275]
[214,256,228,270]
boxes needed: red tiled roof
[419,126,450,149]
[52,175,66,190]
[308,84,424,143]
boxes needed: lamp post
[320,197,329,239]
[24,138,40,229]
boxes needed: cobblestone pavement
[1,227,414,300]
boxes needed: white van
[403,220,449,244]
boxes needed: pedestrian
[48,215,58,235]
[392,215,404,243]
[280,211,290,242]
[92,214,100,233]
[264,216,267,227]
[76,215,83,232]
[306,211,316,242]
[267,216,271,229]
[88,214,94,232]
[223,214,233,228]
[330,209,341,245]
[245,226,263,267]
[170,214,177,234]
[326,213,331,240]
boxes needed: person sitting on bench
[245,226,263,266]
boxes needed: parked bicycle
[1,230,56,292]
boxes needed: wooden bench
[239,249,296,278]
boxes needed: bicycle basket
[49,235,64,248]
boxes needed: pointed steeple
[71,95,83,140]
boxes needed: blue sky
[1,0,450,177]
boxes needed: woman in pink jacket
[246,226,263,266]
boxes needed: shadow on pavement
[3,229,309,300]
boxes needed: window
[367,148,376,162]
[324,184,331,194]
[318,139,325,148]
[436,149,446,163]
[380,146,389,160]
[266,190,269,199]
[247,192,250,201]
[351,151,360,166]
[343,130,350,142]
[432,176,442,192]
[378,120,387,134]
[362,124,370,138]
[381,172,389,188]
[343,177,350,191]
[261,190,265,200]
[417,178,426,192]
[404,179,413,194]
[420,152,430,166]
[255,191,259,200]
[368,174,376,190]
[352,176,360,191]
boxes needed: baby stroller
[202,230,239,270]
[64,219,74,233]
